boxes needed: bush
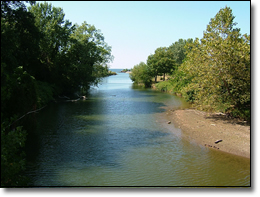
[129,62,152,88]
[155,80,174,93]
[35,81,55,107]
[1,119,28,186]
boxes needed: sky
[36,1,251,69]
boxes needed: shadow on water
[25,89,171,186]
[24,73,250,186]
[26,124,170,186]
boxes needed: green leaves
[130,62,152,87]
[27,2,113,94]
[143,6,250,120]
[1,120,27,186]
[67,21,113,90]
[168,38,194,67]
[1,1,114,186]
[147,47,176,82]
[176,6,250,119]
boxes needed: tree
[146,54,158,82]
[28,3,113,96]
[168,38,193,67]
[147,47,176,82]
[129,62,152,87]
[1,1,114,186]
[1,0,41,119]
[67,21,113,93]
[1,1,39,186]
[28,2,75,85]
[180,6,250,119]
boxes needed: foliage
[35,81,55,108]
[129,62,152,87]
[147,47,176,82]
[1,1,113,186]
[121,68,131,73]
[107,70,117,75]
[155,38,194,95]
[141,6,250,121]
[168,38,194,67]
[67,21,113,91]
[1,120,28,186]
[1,1,40,186]
[1,1,40,120]
[178,6,250,120]
[27,2,113,95]
[155,80,174,93]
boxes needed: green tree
[1,1,38,186]
[155,38,195,95]
[1,122,27,186]
[67,21,113,94]
[28,3,113,96]
[28,2,74,85]
[1,0,40,119]
[180,6,250,119]
[1,1,113,186]
[129,62,152,87]
[146,54,158,82]
[147,47,175,82]
[168,38,193,67]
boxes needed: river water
[25,70,250,186]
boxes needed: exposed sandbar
[166,109,250,158]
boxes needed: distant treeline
[1,1,113,186]
[130,6,250,121]
[121,68,131,73]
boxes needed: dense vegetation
[121,68,131,73]
[1,1,113,186]
[130,6,250,121]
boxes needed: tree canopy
[147,47,176,82]
[1,1,113,186]
[129,62,152,87]
[179,6,250,118]
[130,6,250,121]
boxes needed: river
[25,69,250,186]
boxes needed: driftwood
[59,94,87,102]
[4,105,47,130]
[215,139,223,144]
[5,93,86,131]
[58,95,70,99]
[66,98,80,102]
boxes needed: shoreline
[164,108,250,158]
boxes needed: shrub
[1,119,28,186]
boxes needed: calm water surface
[25,70,250,186]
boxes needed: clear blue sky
[37,1,251,69]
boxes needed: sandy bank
[165,109,250,158]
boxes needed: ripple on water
[25,73,250,186]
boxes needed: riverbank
[165,108,250,158]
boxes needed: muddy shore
[164,109,250,158]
